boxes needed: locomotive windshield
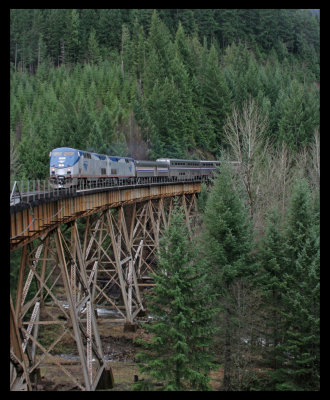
[50,148,79,167]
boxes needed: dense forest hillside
[10,9,319,180]
[10,10,320,391]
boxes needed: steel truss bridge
[10,179,202,391]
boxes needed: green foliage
[9,9,320,391]
[279,180,319,390]
[10,247,22,302]
[10,9,319,74]
[135,205,218,390]
[256,208,288,372]
[258,179,320,390]
[10,9,319,178]
[201,164,256,390]
[86,28,101,65]
[203,165,253,286]
[199,43,231,149]
[277,79,320,150]
[196,182,210,213]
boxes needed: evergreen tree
[223,42,263,112]
[86,28,101,65]
[135,205,218,391]
[202,164,254,390]
[10,129,21,180]
[277,79,311,150]
[269,179,320,390]
[62,9,80,64]
[177,9,198,36]
[194,9,218,45]
[168,46,198,151]
[143,10,173,96]
[216,9,240,48]
[174,22,195,77]
[199,43,231,148]
[129,9,154,36]
[146,77,186,158]
[257,208,287,373]
[18,132,49,179]
[79,9,99,60]
[130,19,146,85]
[98,9,123,51]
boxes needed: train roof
[156,158,199,163]
[50,147,134,161]
[156,158,219,163]
[135,160,168,165]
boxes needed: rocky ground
[33,318,224,391]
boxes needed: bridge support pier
[85,194,198,324]
[10,226,113,391]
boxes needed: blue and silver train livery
[49,147,222,188]
[49,147,135,188]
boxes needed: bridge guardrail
[10,177,206,208]
[10,179,74,206]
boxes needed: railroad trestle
[10,183,201,391]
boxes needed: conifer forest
[10,9,320,391]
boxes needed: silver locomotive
[49,147,135,188]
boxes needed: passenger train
[49,147,221,189]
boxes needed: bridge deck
[10,181,201,251]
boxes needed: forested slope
[10,9,320,180]
[10,10,320,391]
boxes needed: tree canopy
[10,9,320,179]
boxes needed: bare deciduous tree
[292,127,320,197]
[224,98,269,219]
[217,280,265,391]
[256,143,295,219]
[229,280,265,391]
[298,127,320,189]
[223,99,318,236]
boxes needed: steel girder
[10,225,113,391]
[10,193,198,391]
